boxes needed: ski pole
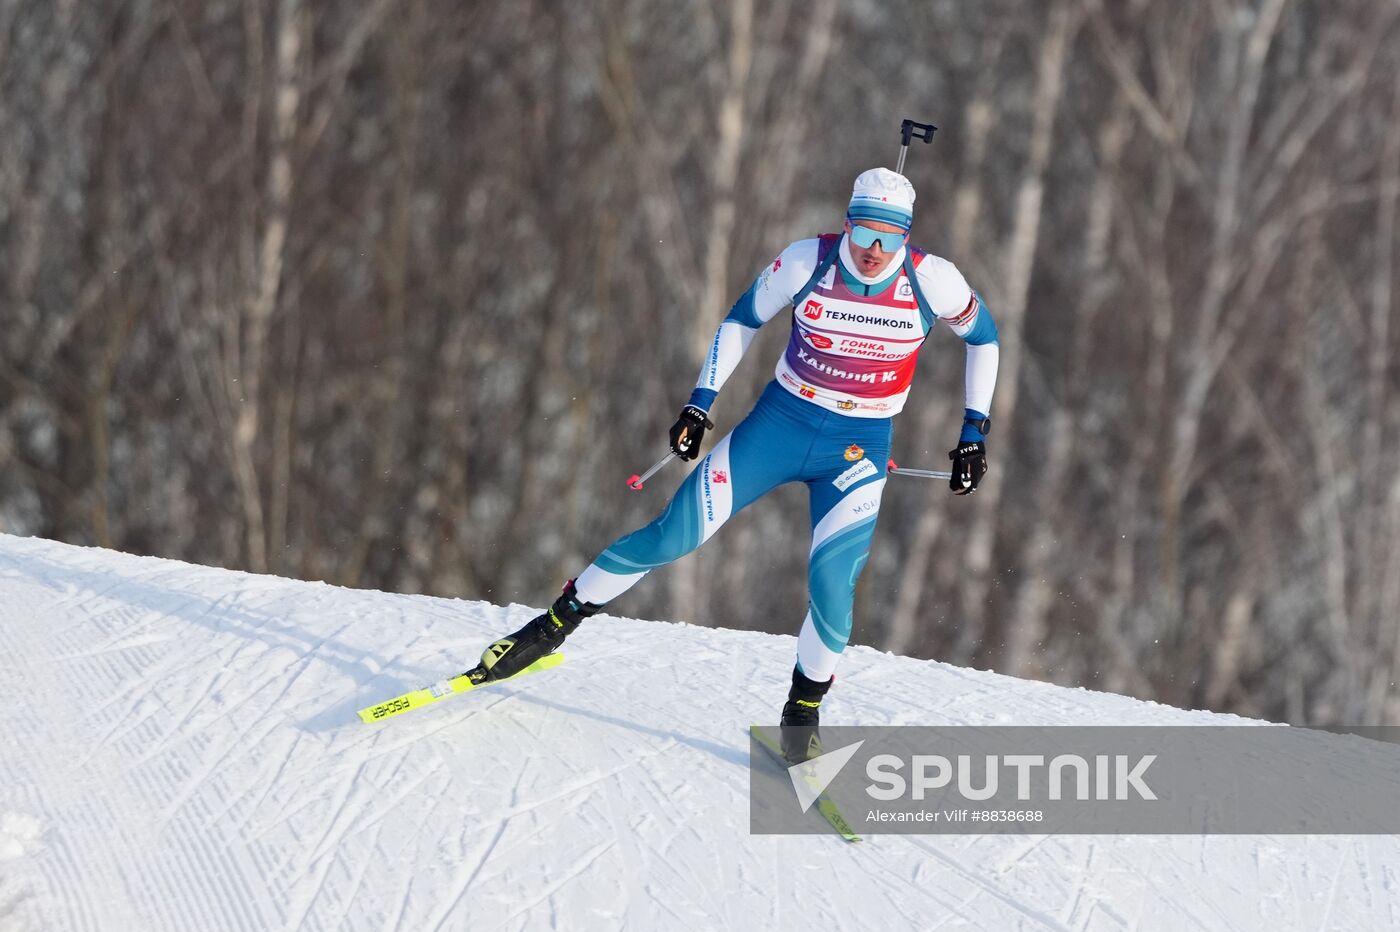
[627,452,677,491]
[886,458,952,481]
[895,118,938,175]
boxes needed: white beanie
[847,167,915,230]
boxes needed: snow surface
[1,532,1397,932]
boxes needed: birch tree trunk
[951,0,1077,663]
[230,0,303,574]
[1001,94,1129,675]
[672,0,754,625]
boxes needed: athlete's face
[843,219,907,276]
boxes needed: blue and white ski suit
[575,232,1000,681]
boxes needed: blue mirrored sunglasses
[848,222,907,252]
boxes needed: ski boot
[470,580,601,683]
[779,666,833,763]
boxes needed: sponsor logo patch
[826,309,915,330]
[803,331,834,349]
[803,299,824,321]
[712,470,728,484]
[833,457,877,491]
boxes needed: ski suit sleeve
[687,239,820,414]
[915,255,1000,421]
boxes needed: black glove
[669,405,714,461]
[948,440,987,494]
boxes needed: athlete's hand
[948,440,987,494]
[669,405,714,461]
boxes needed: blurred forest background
[3,0,1399,725]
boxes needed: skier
[471,167,999,761]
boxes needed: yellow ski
[750,725,862,843]
[357,653,564,723]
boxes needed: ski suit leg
[574,394,802,605]
[794,426,891,683]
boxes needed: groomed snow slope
[1,533,1396,932]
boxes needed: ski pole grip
[900,118,938,146]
